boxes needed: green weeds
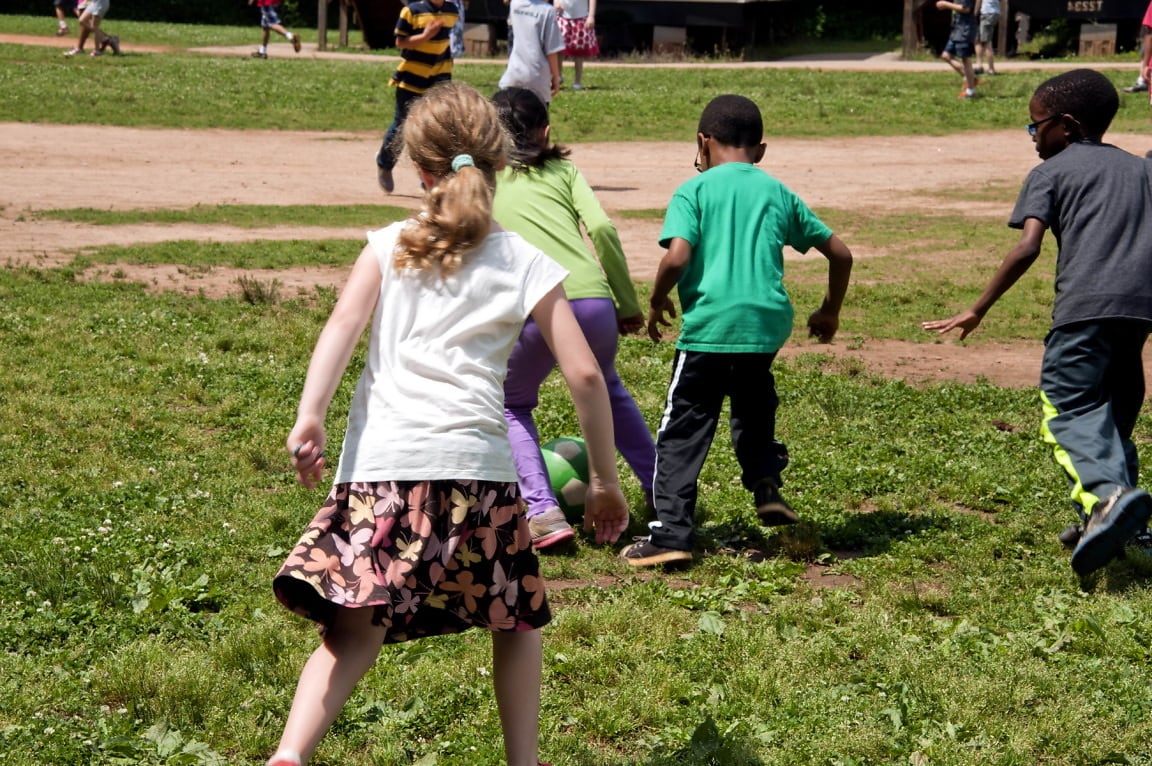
[3,16,1152,764]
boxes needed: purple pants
[504,297,656,517]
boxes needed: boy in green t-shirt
[621,94,853,568]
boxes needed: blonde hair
[393,82,510,275]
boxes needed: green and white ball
[541,436,589,522]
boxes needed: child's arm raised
[287,245,382,488]
[922,218,1046,340]
[531,284,629,543]
[807,234,853,343]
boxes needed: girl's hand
[287,416,328,489]
[584,15,595,29]
[582,479,629,544]
[617,312,644,335]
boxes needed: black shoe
[974,66,985,75]
[754,478,798,526]
[1058,523,1082,550]
[1071,488,1152,575]
[376,164,394,193]
[619,537,692,567]
[1124,81,1149,93]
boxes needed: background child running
[375,0,458,194]
[499,0,565,107]
[924,69,1152,577]
[265,82,627,766]
[621,94,853,568]
[491,86,656,550]
[937,0,978,99]
[248,0,303,59]
[63,0,119,57]
[53,0,76,36]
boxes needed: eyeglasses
[1026,113,1062,136]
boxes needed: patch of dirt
[5,98,1152,390]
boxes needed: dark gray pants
[1040,319,1150,519]
[377,87,421,171]
[649,350,788,551]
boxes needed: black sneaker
[377,164,394,194]
[1124,81,1149,93]
[1058,523,1082,550]
[1071,488,1152,575]
[619,537,692,567]
[754,478,798,526]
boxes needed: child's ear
[753,143,767,164]
[1061,113,1086,141]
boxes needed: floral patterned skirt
[273,480,551,643]
[559,16,600,58]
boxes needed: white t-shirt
[556,0,589,20]
[499,0,566,105]
[333,223,568,484]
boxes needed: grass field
[2,13,1152,766]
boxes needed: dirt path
[4,38,1152,389]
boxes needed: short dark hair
[1033,69,1118,138]
[698,94,763,148]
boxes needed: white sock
[286,32,294,41]
[258,46,267,53]
[1138,78,1147,87]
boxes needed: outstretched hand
[921,309,982,340]
[582,480,629,544]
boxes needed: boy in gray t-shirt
[499,0,564,106]
[924,69,1152,578]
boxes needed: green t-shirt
[659,162,832,353]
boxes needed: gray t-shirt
[499,0,565,105]
[949,0,976,43]
[1009,141,1152,328]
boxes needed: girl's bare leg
[275,606,388,763]
[493,629,542,766]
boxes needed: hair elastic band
[451,154,475,172]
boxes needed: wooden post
[318,0,329,51]
[903,0,917,59]
[339,0,349,48]
[903,0,933,59]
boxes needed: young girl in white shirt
[265,81,628,766]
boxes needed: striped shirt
[391,0,459,94]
